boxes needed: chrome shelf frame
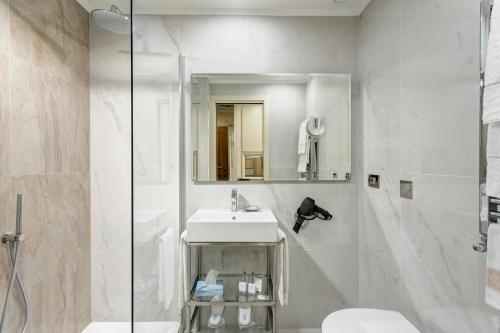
[182,240,281,333]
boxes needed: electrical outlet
[368,174,380,188]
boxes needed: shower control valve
[1,232,24,244]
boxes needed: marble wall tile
[178,16,359,77]
[359,253,401,310]
[358,1,496,332]
[9,0,89,87]
[359,173,401,274]
[0,0,8,53]
[9,57,89,176]
[0,0,90,331]
[91,249,131,321]
[400,175,481,308]
[360,73,401,173]
[0,173,91,333]
[10,173,90,287]
[0,176,12,324]
[401,282,500,333]
[400,0,479,176]
[279,249,358,329]
[358,0,401,83]
[89,19,132,323]
[0,53,9,175]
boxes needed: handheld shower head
[91,5,130,34]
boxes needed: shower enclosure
[131,6,184,333]
[89,1,184,331]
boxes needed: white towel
[486,0,500,87]
[487,223,500,310]
[484,84,500,124]
[178,229,189,311]
[488,122,500,157]
[277,228,289,306]
[487,158,500,198]
[158,227,175,309]
[485,1,500,123]
[298,118,311,173]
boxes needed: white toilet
[322,308,420,333]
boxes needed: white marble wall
[90,14,182,325]
[90,22,132,322]
[359,0,500,331]
[163,15,361,329]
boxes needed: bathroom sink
[187,209,278,243]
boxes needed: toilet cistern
[231,188,238,211]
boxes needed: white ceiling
[78,0,372,16]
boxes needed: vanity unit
[184,209,281,333]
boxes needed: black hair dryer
[293,197,333,234]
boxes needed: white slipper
[238,305,252,327]
[208,295,225,328]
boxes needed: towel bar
[475,0,495,253]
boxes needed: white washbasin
[187,209,278,243]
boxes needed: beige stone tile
[10,0,89,87]
[0,176,12,291]
[11,173,90,287]
[0,52,9,175]
[9,58,63,175]
[9,58,89,175]
[0,0,9,53]
[4,172,91,331]
[61,80,90,172]
[27,267,90,333]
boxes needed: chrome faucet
[231,188,238,211]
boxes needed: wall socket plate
[368,174,380,188]
[400,180,413,199]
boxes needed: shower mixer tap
[1,194,25,243]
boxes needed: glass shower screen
[132,6,182,333]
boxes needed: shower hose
[0,240,29,333]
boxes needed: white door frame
[210,96,270,181]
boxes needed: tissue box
[195,280,224,300]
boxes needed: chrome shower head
[91,5,130,34]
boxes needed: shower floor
[82,321,180,333]
[82,323,320,333]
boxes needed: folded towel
[488,122,500,157]
[484,84,500,124]
[487,223,500,310]
[487,158,500,198]
[158,227,175,309]
[298,118,311,173]
[178,230,189,311]
[298,117,311,155]
[277,228,289,306]
[486,1,500,87]
[484,0,500,125]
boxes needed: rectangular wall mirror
[191,73,351,182]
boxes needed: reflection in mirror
[191,74,351,182]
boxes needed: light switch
[368,174,380,188]
[400,180,413,199]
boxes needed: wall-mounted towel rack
[475,0,500,253]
